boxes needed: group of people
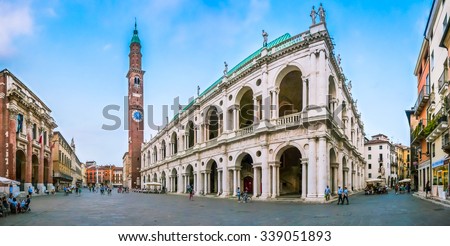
[236,187,250,203]
[63,186,82,196]
[324,185,350,205]
[0,193,31,216]
[394,183,411,194]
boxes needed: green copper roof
[131,20,140,44]
[171,33,292,121]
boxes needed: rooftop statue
[262,30,268,47]
[318,3,326,23]
[223,61,228,76]
[310,6,317,25]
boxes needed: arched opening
[16,150,26,190]
[187,121,195,148]
[161,171,167,190]
[186,164,194,189]
[44,158,49,187]
[328,76,337,113]
[342,157,347,188]
[237,87,254,128]
[238,153,254,194]
[153,146,158,162]
[153,173,158,182]
[278,146,302,195]
[171,168,178,192]
[329,148,338,194]
[205,160,218,194]
[143,175,146,184]
[206,106,220,140]
[147,150,151,165]
[161,140,166,159]
[279,71,302,117]
[171,132,178,155]
[32,154,39,188]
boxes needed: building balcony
[425,115,448,142]
[414,85,430,115]
[442,133,450,154]
[236,124,255,137]
[438,69,449,95]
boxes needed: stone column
[177,173,182,194]
[233,107,239,131]
[261,145,270,198]
[271,163,277,198]
[309,52,317,106]
[197,170,203,195]
[194,173,197,191]
[8,111,17,180]
[352,170,356,190]
[317,137,327,199]
[38,128,45,192]
[307,138,317,198]
[331,163,339,194]
[253,165,258,195]
[302,77,308,111]
[253,97,259,124]
[302,159,308,198]
[217,169,222,195]
[233,169,237,195]
[222,157,230,196]
[237,168,241,192]
[343,167,349,188]
[318,49,327,106]
[25,122,32,189]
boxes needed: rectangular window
[368,154,372,160]
[368,147,371,151]
[444,13,448,31]
[379,145,382,150]
[431,50,435,70]
[368,164,372,169]
[432,143,436,157]
[368,173,372,178]
[16,114,23,133]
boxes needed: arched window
[134,76,140,88]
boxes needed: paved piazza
[1,190,449,226]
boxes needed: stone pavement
[1,189,450,226]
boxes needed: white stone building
[364,134,397,186]
[140,10,365,202]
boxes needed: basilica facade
[139,12,365,202]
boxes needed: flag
[38,133,43,144]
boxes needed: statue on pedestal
[262,30,268,47]
[223,61,228,76]
[310,6,317,25]
[318,3,326,23]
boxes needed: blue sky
[0,0,432,165]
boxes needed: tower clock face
[132,110,143,122]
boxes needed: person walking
[324,185,331,201]
[236,187,241,203]
[337,186,343,205]
[343,186,349,205]
[395,184,399,195]
[28,186,33,196]
[425,181,431,198]
[9,184,13,196]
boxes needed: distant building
[0,69,57,192]
[122,152,131,188]
[52,132,82,190]
[395,144,410,181]
[364,134,397,186]
[113,167,123,187]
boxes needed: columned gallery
[139,12,365,202]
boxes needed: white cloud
[0,1,33,57]
[44,7,57,18]
[102,43,112,51]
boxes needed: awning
[432,156,448,168]
[0,176,20,185]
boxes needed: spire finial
[135,17,137,30]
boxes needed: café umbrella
[0,176,20,185]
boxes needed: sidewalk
[413,191,450,208]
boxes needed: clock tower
[127,21,144,188]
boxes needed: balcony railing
[236,125,254,137]
[414,85,430,115]
[425,112,448,142]
[438,69,448,94]
[275,112,302,126]
[442,133,450,154]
